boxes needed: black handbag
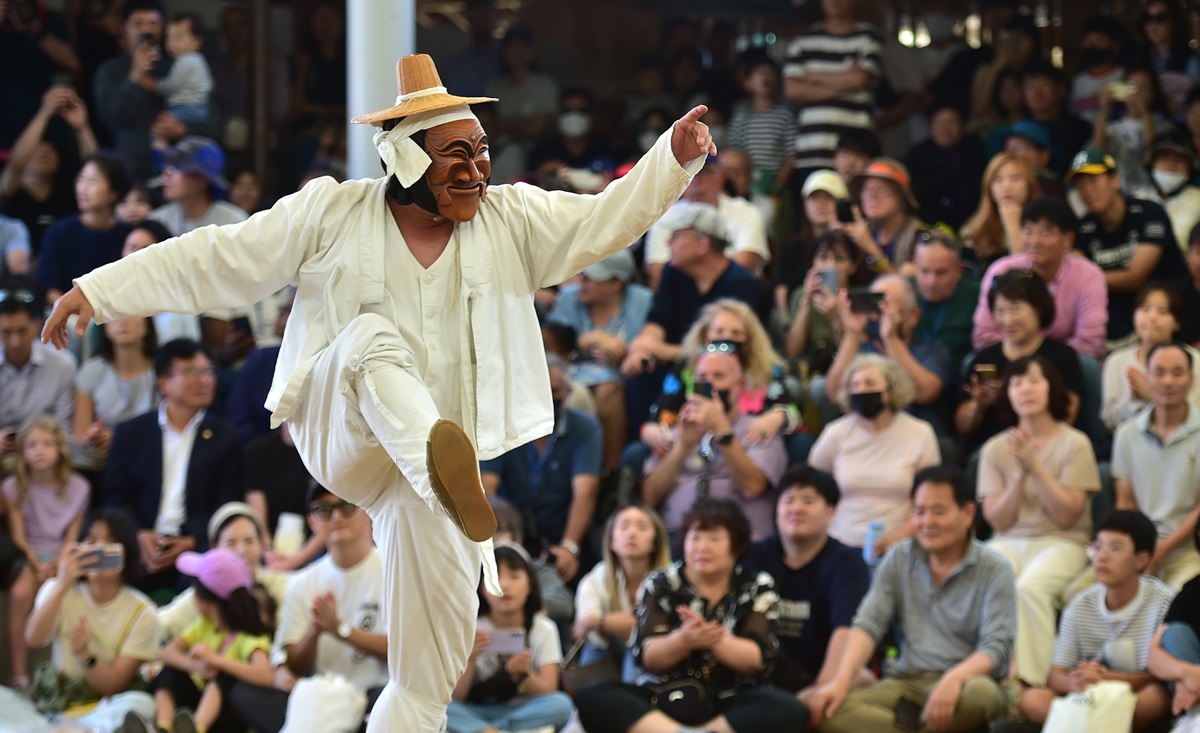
[650,664,716,726]
[560,637,621,697]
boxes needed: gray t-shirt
[1112,406,1200,540]
[149,200,247,237]
[75,357,157,427]
[1051,576,1174,673]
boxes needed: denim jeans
[445,692,574,733]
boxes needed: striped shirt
[1051,576,1174,673]
[726,102,797,176]
[157,51,213,108]
[784,23,882,170]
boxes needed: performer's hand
[42,285,95,350]
[670,105,717,166]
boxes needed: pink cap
[176,549,254,600]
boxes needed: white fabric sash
[372,104,477,188]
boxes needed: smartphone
[835,200,855,224]
[137,32,154,45]
[895,696,922,732]
[974,363,999,381]
[232,315,253,334]
[485,628,526,656]
[1107,81,1137,102]
[80,543,125,572]
[848,289,884,315]
[817,267,838,294]
[693,380,713,399]
[52,71,73,88]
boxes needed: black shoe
[172,708,199,733]
[120,711,155,733]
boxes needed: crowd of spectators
[4,0,1200,731]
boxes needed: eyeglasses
[173,367,216,379]
[308,501,357,519]
[1145,12,1170,23]
[0,289,36,304]
[1085,541,1132,558]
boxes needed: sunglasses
[308,501,358,519]
[704,340,741,355]
[0,289,36,304]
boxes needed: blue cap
[1007,119,1052,150]
[152,137,227,192]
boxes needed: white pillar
[346,0,415,180]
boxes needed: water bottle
[863,521,885,566]
[882,646,899,677]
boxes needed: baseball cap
[1067,148,1118,180]
[207,501,265,547]
[851,157,920,210]
[801,169,849,200]
[1007,119,1052,150]
[176,548,254,600]
[658,201,730,241]
[1146,135,1194,167]
[152,136,228,191]
[582,250,636,283]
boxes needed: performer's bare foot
[427,419,497,541]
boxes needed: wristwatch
[81,655,97,669]
[715,432,734,445]
[337,621,353,640]
[559,539,581,557]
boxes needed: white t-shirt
[33,579,159,681]
[644,194,771,269]
[574,561,635,649]
[275,548,388,691]
[472,614,563,685]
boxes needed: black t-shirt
[1042,114,1094,176]
[1075,196,1185,341]
[242,432,313,536]
[961,337,1083,449]
[1165,575,1200,628]
[1178,280,1200,347]
[648,260,763,344]
[0,184,78,256]
[745,535,870,692]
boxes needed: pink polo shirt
[972,253,1109,359]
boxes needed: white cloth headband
[372,104,478,188]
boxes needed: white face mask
[1152,168,1189,194]
[557,110,591,138]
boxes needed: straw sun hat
[351,53,497,126]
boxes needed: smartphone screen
[693,381,713,399]
[818,268,838,294]
[836,200,855,224]
[485,628,526,656]
[80,544,125,571]
[848,289,884,315]
[974,364,999,381]
[895,697,922,731]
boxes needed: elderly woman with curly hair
[807,354,941,559]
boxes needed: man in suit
[103,338,242,590]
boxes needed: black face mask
[1078,47,1113,70]
[849,391,886,419]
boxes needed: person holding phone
[448,543,573,733]
[773,170,851,320]
[784,230,872,370]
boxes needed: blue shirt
[36,215,131,294]
[225,346,279,442]
[547,282,654,345]
[479,407,602,552]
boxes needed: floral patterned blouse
[632,560,781,691]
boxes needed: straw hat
[351,53,497,126]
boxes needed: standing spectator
[1146,135,1200,254]
[808,354,940,554]
[911,231,981,372]
[0,276,76,450]
[575,498,809,733]
[36,151,132,302]
[775,170,851,320]
[208,7,289,168]
[1141,0,1200,118]
[481,356,602,582]
[0,85,94,256]
[782,0,882,179]
[441,0,500,98]
[1021,59,1094,177]
[977,356,1099,687]
[969,15,1042,125]
[726,53,796,200]
[809,466,1015,733]
[1113,342,1200,590]
[906,103,986,231]
[1070,15,1130,124]
[447,544,574,733]
[484,26,558,163]
[1102,284,1200,431]
[960,153,1039,271]
[746,466,872,701]
[155,13,213,130]
[1091,66,1175,196]
[1016,510,1173,731]
[845,157,928,270]
[0,0,79,149]
[974,196,1109,360]
[1071,149,1186,344]
[287,0,346,163]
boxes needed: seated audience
[1070,148,1186,344]
[642,348,787,543]
[224,290,293,443]
[1103,283,1200,430]
[959,271,1083,450]
[974,196,1108,359]
[573,504,672,675]
[157,502,291,640]
[809,466,1016,733]
[148,137,247,235]
[482,355,601,582]
[1147,530,1200,719]
[746,467,872,703]
[1090,65,1174,197]
[1002,119,1066,201]
[575,498,808,733]
[102,340,242,591]
[978,356,1100,687]
[906,102,986,231]
[774,171,849,322]
[116,185,155,228]
[1069,15,1129,124]
[808,354,940,555]
[23,510,158,727]
[0,277,76,455]
[229,482,387,733]
[959,152,1040,271]
[1184,226,1200,347]
[1113,342,1200,590]
[489,496,574,625]
[72,317,159,477]
[831,129,880,187]
[1016,510,1173,732]
[36,152,133,303]
[910,232,981,386]
[845,157,929,271]
[1020,58,1093,178]
[120,221,204,344]
[1145,136,1200,256]
[448,543,574,733]
[243,425,324,572]
[784,230,872,370]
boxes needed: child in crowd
[726,53,796,199]
[115,185,155,227]
[1,417,91,581]
[142,549,272,733]
[156,13,213,129]
[448,543,574,733]
[572,504,672,677]
[1017,510,1174,731]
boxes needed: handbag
[649,663,716,727]
[279,673,367,733]
[560,636,620,696]
[1041,680,1137,733]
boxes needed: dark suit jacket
[102,409,243,550]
